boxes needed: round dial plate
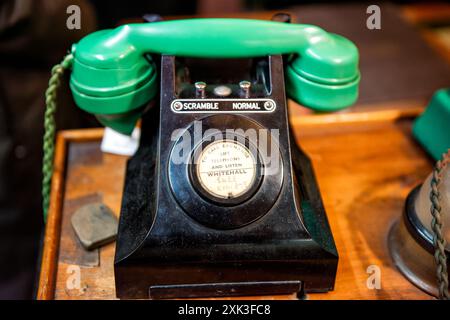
[196,140,257,199]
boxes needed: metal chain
[42,54,73,222]
[430,149,450,300]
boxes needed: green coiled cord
[42,54,73,222]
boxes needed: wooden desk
[37,104,435,300]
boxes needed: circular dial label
[196,140,257,199]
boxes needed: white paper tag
[100,127,140,156]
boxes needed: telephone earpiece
[69,19,360,134]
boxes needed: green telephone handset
[68,18,360,134]
[43,18,360,219]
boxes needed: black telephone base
[114,55,338,299]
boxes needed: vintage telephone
[43,17,360,299]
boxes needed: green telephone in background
[43,17,360,299]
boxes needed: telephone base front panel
[114,55,338,299]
